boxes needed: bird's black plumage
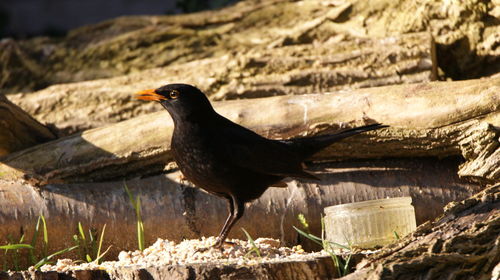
[136,84,386,248]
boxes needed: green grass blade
[136,196,142,222]
[29,216,42,265]
[40,215,49,257]
[41,215,48,245]
[0,244,33,250]
[343,253,352,274]
[78,222,86,240]
[137,221,145,251]
[96,224,107,263]
[327,240,349,250]
[124,183,136,209]
[125,183,146,251]
[33,245,79,270]
[32,216,41,244]
[89,229,95,243]
[94,246,112,264]
[293,226,323,246]
[393,231,400,240]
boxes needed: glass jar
[324,197,417,248]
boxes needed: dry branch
[0,77,499,185]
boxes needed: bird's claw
[195,239,236,253]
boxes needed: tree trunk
[0,95,56,157]
[0,158,482,261]
[1,77,498,185]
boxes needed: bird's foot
[195,240,235,253]
[213,237,237,249]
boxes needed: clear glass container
[324,197,417,248]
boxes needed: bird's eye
[170,90,179,99]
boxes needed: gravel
[37,237,332,273]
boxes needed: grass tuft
[124,182,146,251]
[294,214,353,277]
[241,228,261,258]
[1,214,78,271]
[73,223,110,264]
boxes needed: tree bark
[4,256,338,280]
[0,95,56,157]
[6,32,431,136]
[0,158,482,261]
[2,0,497,97]
[341,184,499,280]
[1,0,434,97]
[0,77,498,185]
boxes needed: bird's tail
[281,123,387,159]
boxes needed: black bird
[136,84,386,248]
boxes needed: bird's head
[135,83,214,122]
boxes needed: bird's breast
[171,128,224,190]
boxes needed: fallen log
[341,184,499,280]
[7,32,431,135]
[3,255,338,280]
[2,0,497,98]
[0,77,498,184]
[1,0,434,97]
[0,94,56,157]
[0,158,481,261]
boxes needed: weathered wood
[0,95,56,157]
[108,256,338,280]
[0,77,498,184]
[1,0,434,97]
[7,32,431,135]
[2,0,497,97]
[0,158,482,261]
[341,184,499,280]
[2,256,338,280]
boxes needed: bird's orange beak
[135,89,167,101]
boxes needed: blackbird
[136,84,386,248]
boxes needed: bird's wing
[215,118,318,180]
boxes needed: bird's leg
[213,195,245,249]
[217,196,235,241]
[196,196,235,253]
